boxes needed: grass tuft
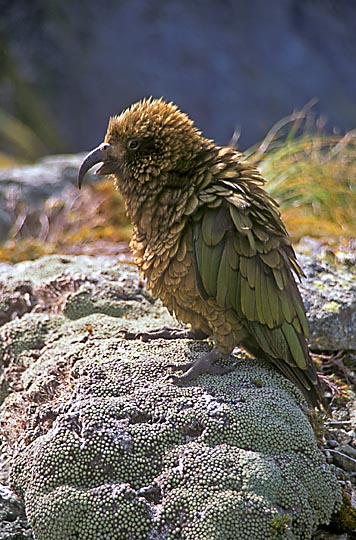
[246,104,356,241]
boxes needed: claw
[167,361,195,372]
[123,326,208,342]
[168,348,235,384]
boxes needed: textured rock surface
[298,255,356,351]
[1,251,354,352]
[0,484,33,540]
[0,255,344,539]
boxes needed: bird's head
[78,98,205,192]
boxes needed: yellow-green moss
[321,301,341,313]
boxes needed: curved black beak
[78,143,112,189]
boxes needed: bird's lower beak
[78,143,115,189]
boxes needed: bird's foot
[168,347,234,384]
[123,326,208,342]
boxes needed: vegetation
[247,105,356,241]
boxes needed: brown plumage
[78,97,324,408]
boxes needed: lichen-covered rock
[0,255,341,540]
[298,255,356,351]
[0,484,33,540]
[0,281,37,326]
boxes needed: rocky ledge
[0,254,355,539]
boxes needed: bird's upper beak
[78,142,116,189]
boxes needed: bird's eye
[127,139,140,150]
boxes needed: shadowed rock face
[0,255,343,539]
[1,0,356,154]
[298,254,356,351]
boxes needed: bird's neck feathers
[120,177,199,278]
[113,138,216,225]
[116,172,196,240]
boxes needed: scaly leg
[169,347,235,383]
[123,326,209,342]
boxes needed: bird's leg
[169,347,234,383]
[123,326,209,342]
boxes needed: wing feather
[193,187,322,406]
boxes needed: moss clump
[0,313,60,363]
[28,483,151,540]
[328,491,356,535]
[156,439,339,539]
[10,346,342,540]
[62,286,133,320]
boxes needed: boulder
[0,255,343,540]
[298,255,356,351]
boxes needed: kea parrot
[78,98,324,408]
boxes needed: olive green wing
[193,196,321,405]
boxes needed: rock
[331,445,356,473]
[0,484,33,540]
[298,255,356,351]
[313,533,348,540]
[0,154,92,206]
[0,154,98,240]
[0,255,342,539]
[0,210,13,243]
[1,250,354,352]
[0,281,37,326]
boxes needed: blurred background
[0,0,355,261]
[1,0,356,160]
